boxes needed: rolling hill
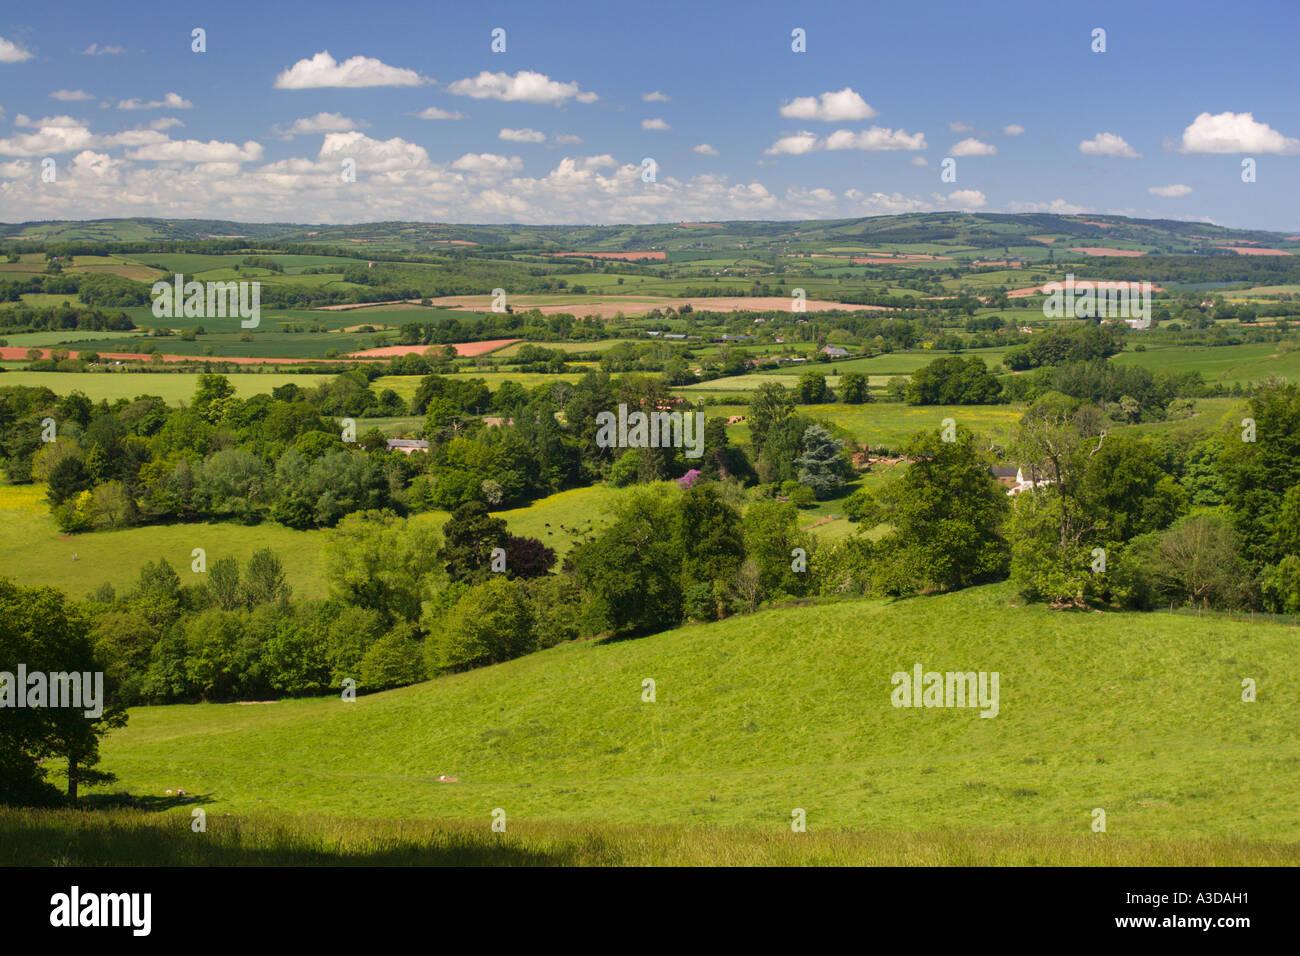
[80,582,1299,844]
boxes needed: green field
[0,484,332,599]
[67,582,1299,858]
[3,809,1291,866]
[1112,342,1300,385]
[0,370,337,403]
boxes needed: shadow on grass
[0,809,622,866]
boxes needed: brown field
[346,338,520,358]
[0,347,332,365]
[553,251,667,261]
[1068,247,1147,257]
[1216,246,1293,256]
[1006,280,1165,299]
[1030,236,1056,243]
[1075,220,1114,228]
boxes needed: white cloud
[319,132,429,172]
[951,137,997,156]
[50,90,94,101]
[451,152,524,173]
[117,92,193,111]
[414,107,465,120]
[500,127,545,143]
[1148,184,1192,197]
[126,139,264,162]
[766,131,821,155]
[824,127,926,151]
[766,127,926,155]
[1002,123,1025,136]
[554,133,583,145]
[910,156,928,167]
[1079,132,1141,158]
[274,51,428,89]
[642,91,670,102]
[0,36,35,63]
[844,190,937,214]
[1006,198,1092,214]
[1179,111,1300,154]
[0,124,98,156]
[780,87,876,122]
[642,118,670,130]
[693,143,719,156]
[82,43,124,56]
[949,121,975,133]
[945,189,987,208]
[15,114,83,128]
[0,160,32,177]
[275,112,368,138]
[149,117,183,131]
[447,70,595,105]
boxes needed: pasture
[75,582,1300,848]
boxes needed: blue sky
[1,0,1297,229]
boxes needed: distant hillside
[91,582,1300,842]
[3,213,1296,256]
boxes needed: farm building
[386,438,430,455]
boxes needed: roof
[386,438,429,449]
[989,466,1019,478]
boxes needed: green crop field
[54,582,1300,863]
[0,370,338,403]
[1112,342,1300,385]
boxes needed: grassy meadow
[54,582,1299,863]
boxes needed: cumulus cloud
[1178,111,1300,154]
[447,70,596,104]
[117,92,193,111]
[766,127,926,155]
[951,137,997,156]
[274,113,367,139]
[780,87,876,122]
[414,107,465,120]
[126,139,264,163]
[274,51,428,89]
[0,36,35,62]
[1002,123,1025,136]
[766,131,821,155]
[50,90,94,101]
[949,121,975,134]
[149,117,183,131]
[1079,132,1141,158]
[910,156,928,167]
[693,143,719,156]
[642,91,670,102]
[553,133,583,145]
[1007,198,1092,214]
[450,153,524,173]
[82,43,124,55]
[15,114,83,128]
[319,132,430,172]
[0,124,98,156]
[944,189,987,208]
[1148,183,1192,197]
[0,159,32,177]
[499,128,545,143]
[641,118,670,130]
[844,189,937,214]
